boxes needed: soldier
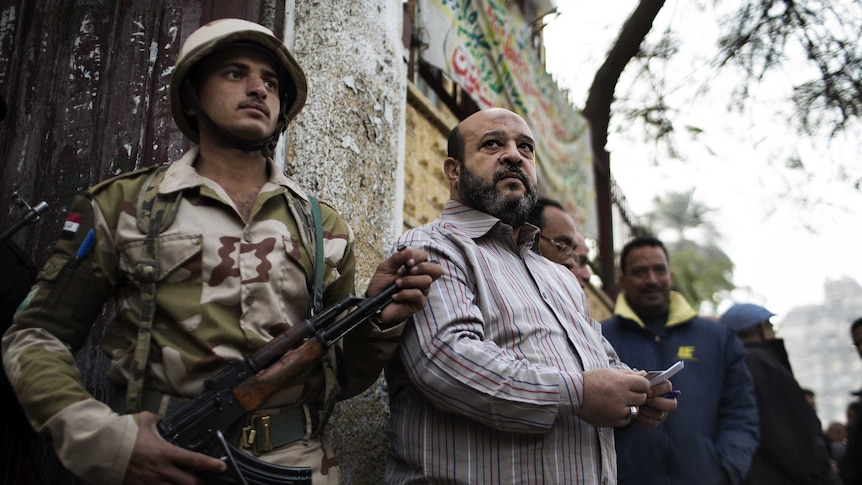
[2,18,440,485]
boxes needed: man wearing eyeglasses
[840,317,862,484]
[527,196,591,288]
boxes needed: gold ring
[627,405,638,420]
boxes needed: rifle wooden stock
[234,336,326,412]
[234,281,400,411]
[158,281,401,454]
[245,295,358,373]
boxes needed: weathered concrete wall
[315,83,455,484]
[283,1,406,483]
[287,0,406,281]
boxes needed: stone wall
[402,85,457,229]
[284,1,407,482]
[320,84,455,484]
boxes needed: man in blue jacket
[602,236,759,485]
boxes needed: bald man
[384,108,677,484]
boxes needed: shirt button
[602,478,608,485]
[245,296,253,306]
[243,233,252,243]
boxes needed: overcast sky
[542,0,862,320]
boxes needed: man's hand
[578,368,650,427]
[631,380,679,430]
[366,246,442,328]
[123,411,226,485]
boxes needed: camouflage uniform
[2,147,402,484]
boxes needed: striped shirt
[385,200,626,485]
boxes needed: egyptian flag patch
[62,213,83,240]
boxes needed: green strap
[127,166,180,413]
[283,191,334,436]
[306,195,338,437]
[308,195,324,314]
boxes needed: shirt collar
[158,146,308,201]
[613,290,698,328]
[441,199,541,253]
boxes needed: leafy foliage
[716,0,862,136]
[666,239,735,313]
[592,0,862,170]
[644,190,718,241]
[642,190,735,311]
[580,0,862,289]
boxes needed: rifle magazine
[199,431,312,485]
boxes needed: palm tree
[643,189,734,313]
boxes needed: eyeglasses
[540,235,589,267]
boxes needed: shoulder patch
[86,164,164,197]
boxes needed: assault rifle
[0,191,49,243]
[157,282,401,485]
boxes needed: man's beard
[458,162,538,227]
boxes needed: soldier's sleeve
[317,201,356,308]
[1,193,136,484]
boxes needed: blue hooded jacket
[602,292,760,485]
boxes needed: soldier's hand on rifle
[124,411,226,485]
[366,246,442,328]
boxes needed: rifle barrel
[0,200,49,242]
[247,294,359,372]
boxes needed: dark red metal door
[0,2,271,483]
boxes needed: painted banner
[416,0,597,236]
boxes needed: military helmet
[169,18,308,143]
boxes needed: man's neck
[641,311,669,334]
[195,143,268,187]
[511,226,521,245]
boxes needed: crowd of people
[2,17,861,485]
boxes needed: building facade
[0,1,613,483]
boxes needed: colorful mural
[417,0,597,235]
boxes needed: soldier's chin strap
[188,89,280,153]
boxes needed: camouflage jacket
[1,147,403,484]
